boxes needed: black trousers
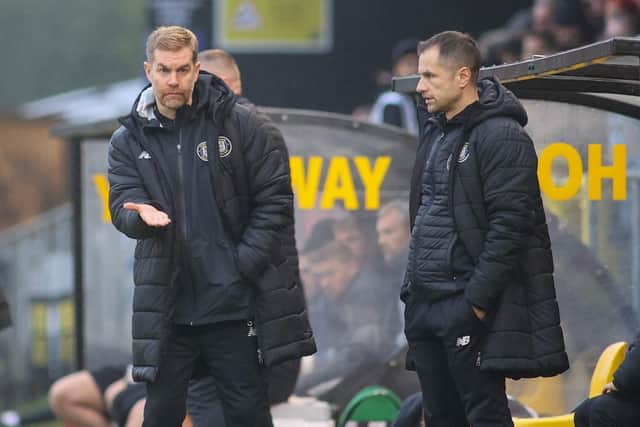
[185,359,300,427]
[142,321,273,427]
[405,293,513,427]
[574,392,640,427]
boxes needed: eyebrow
[156,63,192,70]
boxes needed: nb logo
[138,151,151,160]
[456,335,471,347]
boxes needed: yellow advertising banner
[215,0,332,52]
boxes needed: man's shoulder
[473,115,524,133]
[110,125,133,144]
[470,115,529,146]
[227,102,259,125]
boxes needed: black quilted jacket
[405,77,569,379]
[108,73,316,382]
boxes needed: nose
[416,78,426,95]
[168,71,178,86]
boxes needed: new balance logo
[456,335,471,347]
[138,151,151,160]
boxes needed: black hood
[466,76,528,130]
[119,71,237,136]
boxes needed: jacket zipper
[448,128,468,254]
[177,128,195,325]
[176,129,187,241]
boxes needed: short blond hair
[146,26,199,63]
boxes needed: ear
[143,61,152,81]
[457,66,472,88]
[194,61,201,74]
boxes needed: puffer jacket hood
[466,77,528,130]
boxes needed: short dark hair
[417,31,481,82]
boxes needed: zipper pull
[247,320,256,337]
[177,143,182,153]
[476,352,482,368]
[257,348,263,365]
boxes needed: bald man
[198,49,242,96]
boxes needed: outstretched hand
[123,202,171,227]
[472,305,487,320]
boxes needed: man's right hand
[123,202,171,227]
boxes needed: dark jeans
[405,293,513,427]
[574,392,640,427]
[142,321,273,427]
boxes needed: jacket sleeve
[464,122,538,311]
[107,129,159,240]
[235,115,294,282]
[613,335,640,395]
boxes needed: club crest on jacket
[197,141,208,162]
[458,142,471,163]
[218,136,233,157]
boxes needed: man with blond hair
[108,26,315,427]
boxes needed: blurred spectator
[521,31,558,59]
[299,218,337,300]
[602,0,639,38]
[332,212,379,273]
[304,241,381,376]
[585,0,607,38]
[49,365,128,427]
[551,0,592,48]
[369,39,420,135]
[377,200,410,274]
[376,200,411,349]
[506,0,557,33]
[478,29,522,65]
[573,332,640,427]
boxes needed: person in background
[369,39,420,135]
[520,31,557,59]
[573,333,640,427]
[601,0,639,38]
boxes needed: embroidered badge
[458,142,470,163]
[196,141,208,162]
[217,136,232,158]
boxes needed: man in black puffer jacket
[402,31,568,427]
[108,26,315,427]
